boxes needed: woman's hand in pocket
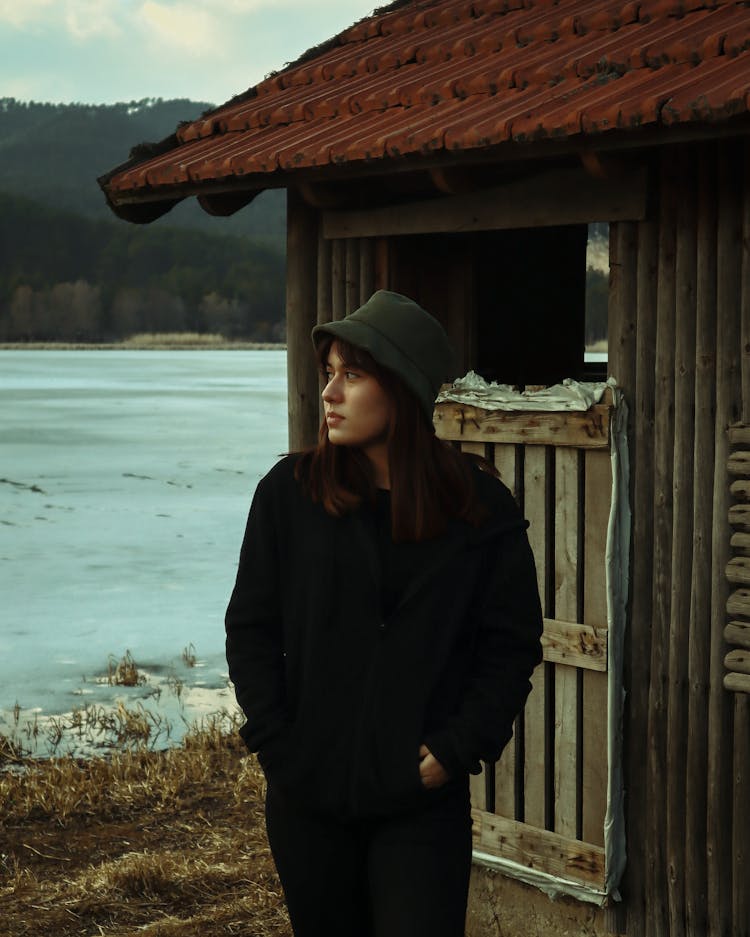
[418,744,450,789]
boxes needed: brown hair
[294,337,491,542]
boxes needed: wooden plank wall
[433,406,613,893]
[609,139,749,937]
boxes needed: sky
[0,0,383,107]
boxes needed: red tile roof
[101,0,750,213]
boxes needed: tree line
[0,191,286,343]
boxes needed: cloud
[0,0,120,40]
[65,0,121,40]
[137,2,225,56]
[0,0,54,29]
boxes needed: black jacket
[225,454,543,819]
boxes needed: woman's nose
[322,377,341,402]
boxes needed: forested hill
[0,98,285,244]
[0,190,285,343]
[0,98,287,343]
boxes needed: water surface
[0,350,288,750]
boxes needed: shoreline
[0,341,286,351]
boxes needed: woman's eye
[345,371,359,380]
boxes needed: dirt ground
[0,726,292,937]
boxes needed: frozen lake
[0,350,288,754]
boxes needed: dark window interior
[389,224,596,388]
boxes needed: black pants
[264,781,473,937]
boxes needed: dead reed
[0,714,291,937]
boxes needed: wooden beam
[728,451,750,476]
[731,480,750,501]
[724,672,750,693]
[728,589,750,618]
[323,166,648,239]
[433,402,611,448]
[725,621,750,648]
[732,532,750,554]
[541,619,608,672]
[729,424,750,445]
[727,557,750,586]
[725,649,750,675]
[730,504,750,529]
[472,809,606,890]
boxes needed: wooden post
[708,139,742,937]
[646,149,678,937]
[732,139,750,937]
[667,148,697,937]
[685,142,717,937]
[623,210,658,937]
[286,188,319,451]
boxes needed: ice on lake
[0,349,288,754]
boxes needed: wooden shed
[99,1,750,934]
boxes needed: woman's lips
[326,412,343,426]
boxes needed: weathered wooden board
[541,619,607,672]
[472,809,606,890]
[554,448,579,840]
[493,442,520,819]
[730,480,750,502]
[583,448,612,847]
[433,403,611,449]
[493,443,518,501]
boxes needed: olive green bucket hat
[311,290,455,425]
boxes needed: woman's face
[322,343,391,456]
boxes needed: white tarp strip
[436,371,614,412]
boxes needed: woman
[225,290,543,937]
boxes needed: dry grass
[0,715,291,937]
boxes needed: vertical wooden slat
[685,143,716,937]
[646,150,678,937]
[359,238,375,305]
[666,149,697,937]
[374,237,390,291]
[494,444,519,502]
[708,140,742,937]
[345,239,360,314]
[606,216,640,934]
[622,210,658,937]
[493,443,520,818]
[331,239,346,321]
[524,445,549,828]
[582,449,611,846]
[286,189,320,451]
[462,440,491,813]
[732,140,750,937]
[554,447,579,838]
